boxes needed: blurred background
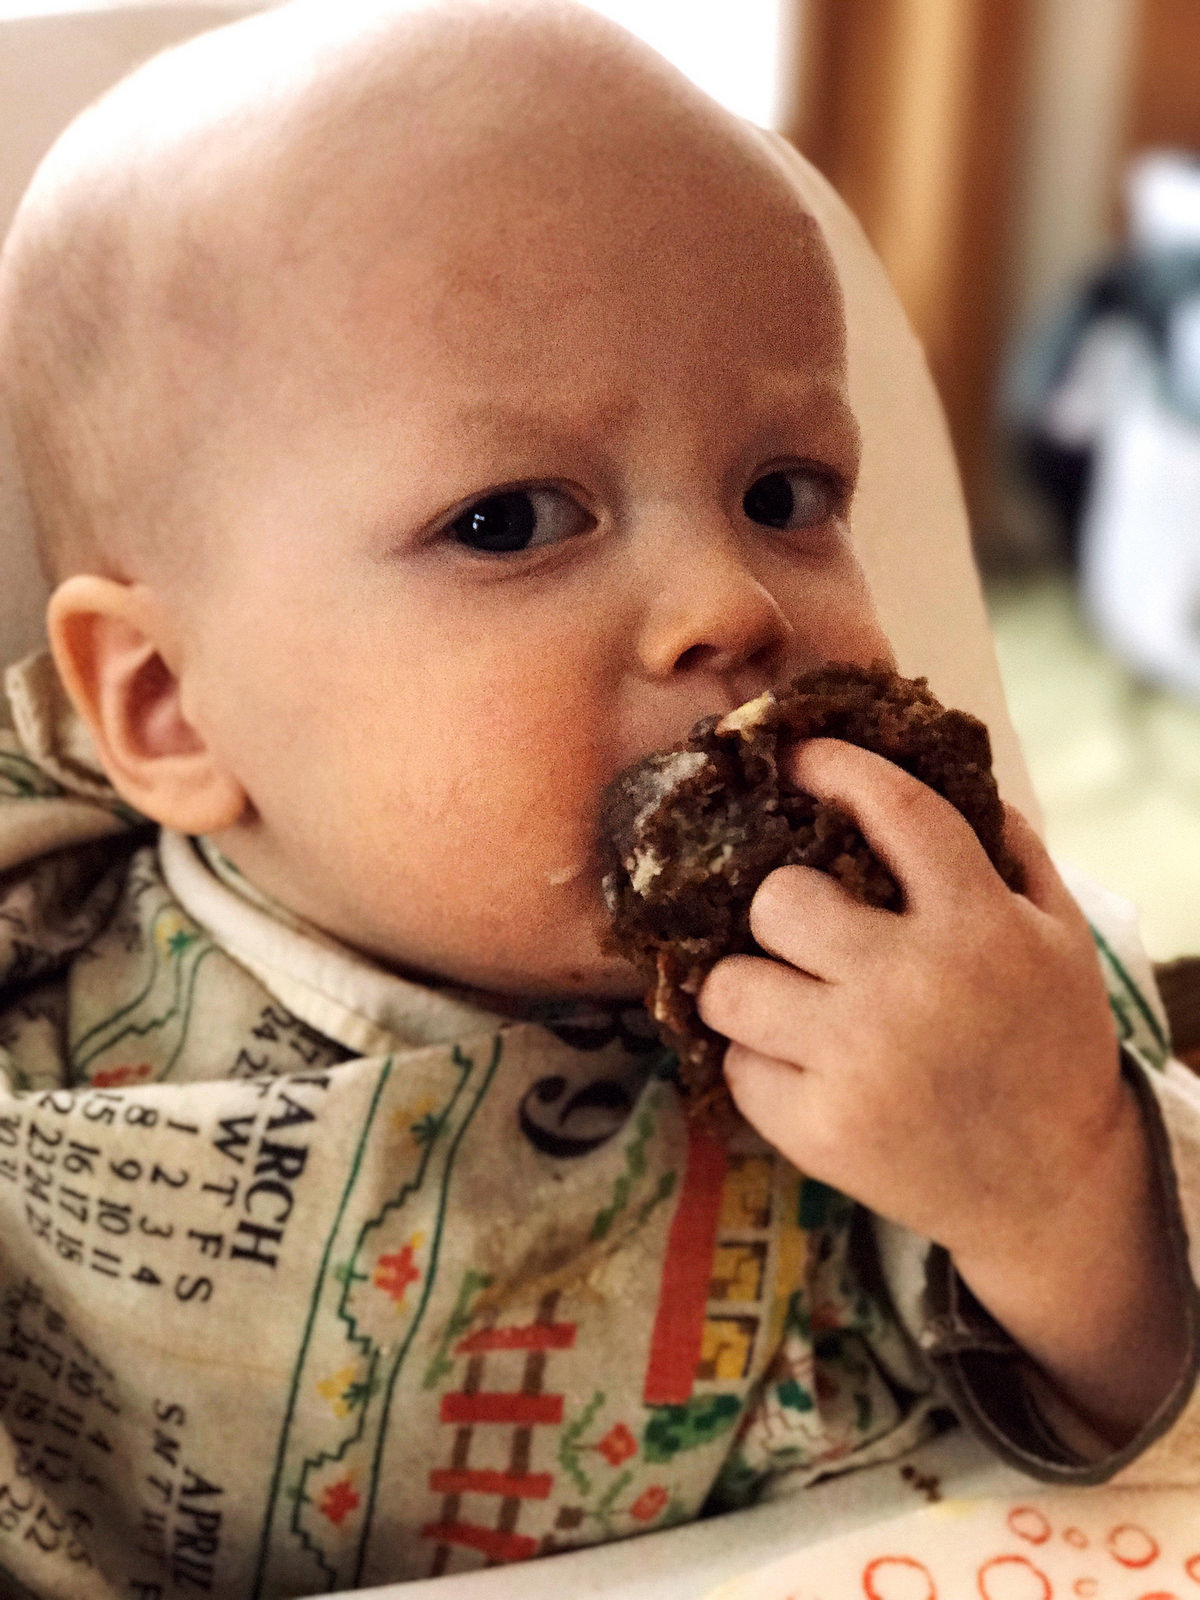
[1,0,1199,969]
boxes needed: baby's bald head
[3,0,877,997]
[0,0,833,593]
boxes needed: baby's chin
[475,866,646,1002]
[371,904,646,1007]
[465,947,647,1006]
[541,965,648,1003]
[420,961,647,1011]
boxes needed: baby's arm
[699,738,1191,1448]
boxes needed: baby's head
[0,0,892,999]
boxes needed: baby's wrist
[948,1075,1188,1442]
[951,1072,1140,1288]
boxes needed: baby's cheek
[373,702,604,887]
[467,684,609,839]
[349,633,621,960]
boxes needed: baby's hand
[699,738,1188,1441]
[699,737,1117,1260]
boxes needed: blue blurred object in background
[1010,151,1200,699]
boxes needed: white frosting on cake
[622,748,712,898]
[715,690,775,737]
[630,847,665,895]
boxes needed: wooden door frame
[783,0,1037,516]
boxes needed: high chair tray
[328,1427,1197,1599]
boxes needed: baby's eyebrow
[443,380,859,460]
[748,377,862,479]
[445,396,639,447]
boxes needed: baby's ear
[46,576,246,834]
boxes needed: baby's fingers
[785,739,1007,911]
[722,1045,831,1181]
[699,952,826,1066]
[749,864,897,980]
[723,1042,801,1122]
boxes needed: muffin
[600,662,1023,1105]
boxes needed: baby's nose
[636,536,794,702]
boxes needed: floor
[987,569,1200,961]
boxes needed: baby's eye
[743,467,840,531]
[450,487,592,554]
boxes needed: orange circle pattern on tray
[1108,1526,1161,1569]
[977,1554,1052,1600]
[1008,1508,1052,1546]
[862,1554,937,1599]
[741,1499,1200,1600]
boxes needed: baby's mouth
[567,681,795,900]
[617,676,801,773]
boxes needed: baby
[0,1,1198,1596]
